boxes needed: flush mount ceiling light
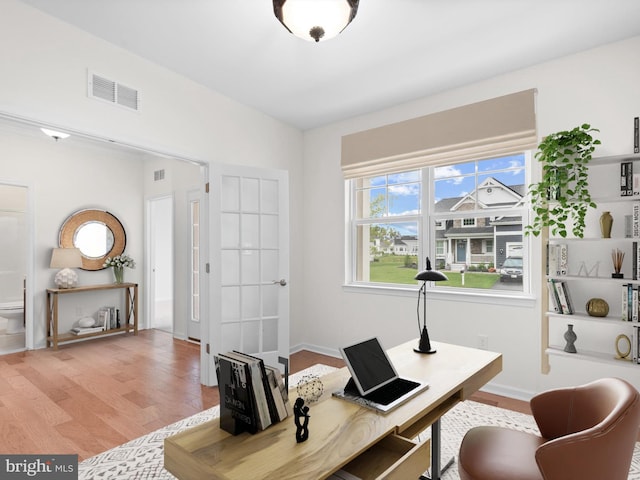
[273,0,359,43]
[40,128,70,141]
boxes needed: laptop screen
[340,337,398,395]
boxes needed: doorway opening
[0,183,27,353]
[149,195,174,334]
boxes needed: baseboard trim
[479,383,535,402]
[290,342,341,359]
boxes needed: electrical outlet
[478,334,489,350]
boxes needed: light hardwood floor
[0,329,529,460]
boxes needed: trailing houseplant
[525,124,600,238]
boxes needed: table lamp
[50,247,83,288]
[414,257,448,354]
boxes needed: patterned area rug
[79,365,640,479]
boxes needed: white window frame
[345,153,533,299]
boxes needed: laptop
[332,337,429,413]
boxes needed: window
[348,154,529,293]
[352,171,421,284]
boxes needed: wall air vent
[154,169,165,181]
[88,71,139,111]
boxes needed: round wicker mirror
[59,209,126,270]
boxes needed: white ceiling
[16,0,640,130]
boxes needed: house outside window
[348,154,529,293]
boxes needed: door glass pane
[241,214,260,248]
[220,322,241,352]
[242,177,260,212]
[242,285,260,319]
[221,250,240,285]
[221,176,240,211]
[262,179,279,214]
[221,286,240,321]
[261,250,279,283]
[221,213,240,248]
[263,318,278,352]
[241,250,259,284]
[242,321,260,353]
[263,285,278,317]
[261,214,278,249]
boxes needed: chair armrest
[530,387,576,439]
[535,427,636,480]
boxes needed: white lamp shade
[50,248,83,268]
[278,0,357,42]
[50,248,82,288]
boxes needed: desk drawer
[338,434,429,480]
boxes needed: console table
[46,283,138,350]
[164,340,502,480]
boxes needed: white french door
[203,164,289,386]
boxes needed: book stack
[215,351,292,435]
[547,244,568,276]
[70,325,104,335]
[547,279,574,314]
[621,161,635,196]
[632,326,640,364]
[633,205,640,240]
[621,283,640,322]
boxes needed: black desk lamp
[414,257,448,354]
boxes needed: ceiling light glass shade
[273,0,359,43]
[40,128,70,140]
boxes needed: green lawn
[370,255,499,289]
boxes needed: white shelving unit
[542,153,640,373]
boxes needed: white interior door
[204,164,289,386]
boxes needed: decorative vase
[600,211,613,238]
[586,298,609,317]
[564,324,577,353]
[113,266,124,284]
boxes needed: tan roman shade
[341,89,537,179]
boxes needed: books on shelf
[548,244,568,276]
[621,162,640,198]
[215,351,292,435]
[621,283,640,322]
[633,202,640,238]
[547,279,573,314]
[70,326,104,335]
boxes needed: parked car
[499,257,523,282]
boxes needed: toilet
[0,301,25,334]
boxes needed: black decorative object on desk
[414,257,448,354]
[293,397,310,443]
[293,373,324,443]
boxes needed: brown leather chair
[458,378,640,480]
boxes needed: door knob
[272,279,287,286]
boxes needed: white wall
[300,35,640,399]
[0,1,304,349]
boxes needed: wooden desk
[164,340,502,480]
